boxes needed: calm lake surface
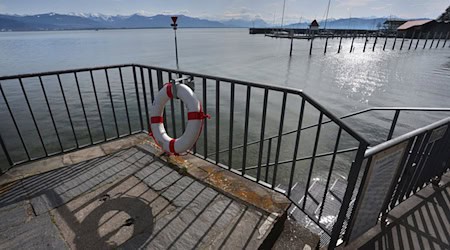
[1,28,450,179]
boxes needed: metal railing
[345,116,450,242]
[1,64,449,248]
[0,63,370,248]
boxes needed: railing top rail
[0,64,135,81]
[135,64,368,144]
[364,116,450,157]
[0,63,369,144]
[342,107,450,119]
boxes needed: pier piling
[415,32,421,50]
[435,32,442,48]
[383,36,388,51]
[372,34,378,52]
[429,32,436,49]
[350,35,355,53]
[392,32,397,50]
[408,31,416,50]
[423,32,430,49]
[400,33,406,50]
[443,32,449,48]
[338,36,342,53]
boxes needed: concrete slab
[0,143,287,249]
[0,133,149,187]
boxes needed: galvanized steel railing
[1,64,449,248]
[345,116,450,243]
[0,63,370,248]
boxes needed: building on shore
[397,20,450,37]
[383,19,406,32]
[309,20,319,34]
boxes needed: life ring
[149,83,209,155]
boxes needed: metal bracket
[170,75,195,99]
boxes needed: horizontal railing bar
[0,64,135,81]
[245,146,359,170]
[365,117,450,157]
[206,106,450,157]
[135,64,368,144]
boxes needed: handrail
[135,64,368,144]
[209,107,450,156]
[365,116,450,157]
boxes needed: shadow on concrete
[359,185,450,250]
[0,147,269,249]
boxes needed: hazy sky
[0,0,449,23]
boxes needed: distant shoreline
[0,27,251,32]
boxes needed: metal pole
[338,35,342,53]
[174,29,179,68]
[289,32,294,56]
[324,35,329,54]
[309,34,314,55]
[171,16,179,69]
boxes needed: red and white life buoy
[149,83,208,155]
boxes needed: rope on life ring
[149,83,209,155]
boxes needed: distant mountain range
[0,13,427,31]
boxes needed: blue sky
[0,0,448,22]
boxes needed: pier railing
[0,63,369,247]
[344,116,450,243]
[1,64,449,248]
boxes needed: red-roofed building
[398,20,450,37]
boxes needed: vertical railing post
[309,34,314,55]
[256,88,269,181]
[338,36,342,53]
[241,86,251,175]
[387,110,400,141]
[105,69,119,137]
[133,66,144,131]
[140,67,150,132]
[215,80,220,164]
[324,35,329,54]
[329,142,368,249]
[227,83,235,169]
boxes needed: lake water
[1,28,450,180]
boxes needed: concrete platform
[0,142,290,249]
